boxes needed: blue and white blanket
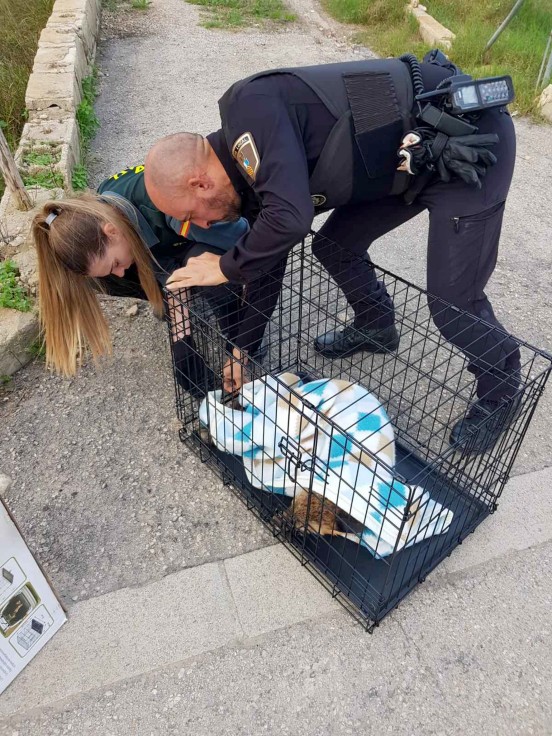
[199,373,453,558]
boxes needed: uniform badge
[232,132,260,181]
[311,194,327,207]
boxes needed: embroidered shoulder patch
[311,194,327,207]
[232,132,260,181]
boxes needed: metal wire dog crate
[166,235,551,631]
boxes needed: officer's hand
[166,252,228,290]
[223,347,249,393]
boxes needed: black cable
[399,53,425,96]
[436,76,454,91]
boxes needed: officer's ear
[188,174,213,192]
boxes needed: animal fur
[197,381,373,542]
[195,396,352,541]
[280,488,365,541]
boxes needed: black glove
[173,337,215,398]
[399,129,499,188]
[436,134,498,187]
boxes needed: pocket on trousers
[446,200,506,302]
[451,200,505,234]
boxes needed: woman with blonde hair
[32,164,249,394]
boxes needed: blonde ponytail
[33,194,164,376]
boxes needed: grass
[0,260,31,312]
[0,0,55,196]
[19,144,63,190]
[77,70,100,146]
[322,0,552,116]
[72,163,89,191]
[28,337,46,359]
[21,150,57,167]
[323,0,428,55]
[0,0,54,151]
[186,0,295,29]
[22,168,64,189]
[131,0,152,8]
[73,68,100,190]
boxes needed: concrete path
[1,0,551,733]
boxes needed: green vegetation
[77,70,100,147]
[186,0,295,29]
[72,163,88,191]
[0,260,31,312]
[73,68,100,191]
[0,0,55,196]
[28,337,46,359]
[0,0,54,150]
[21,143,64,189]
[131,0,152,8]
[22,149,58,167]
[20,145,63,190]
[322,0,552,116]
[22,169,64,189]
[322,0,427,57]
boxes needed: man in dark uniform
[95,164,249,394]
[144,54,520,454]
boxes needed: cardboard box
[0,475,66,695]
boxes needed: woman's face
[86,223,134,278]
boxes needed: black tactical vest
[218,59,415,209]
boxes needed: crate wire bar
[166,235,551,631]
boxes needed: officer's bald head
[145,132,206,194]
[145,132,241,227]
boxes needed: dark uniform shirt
[208,74,337,284]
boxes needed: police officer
[144,53,520,454]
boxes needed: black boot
[314,323,400,358]
[172,337,216,399]
[450,394,522,455]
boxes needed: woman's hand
[166,291,191,342]
[223,347,249,394]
